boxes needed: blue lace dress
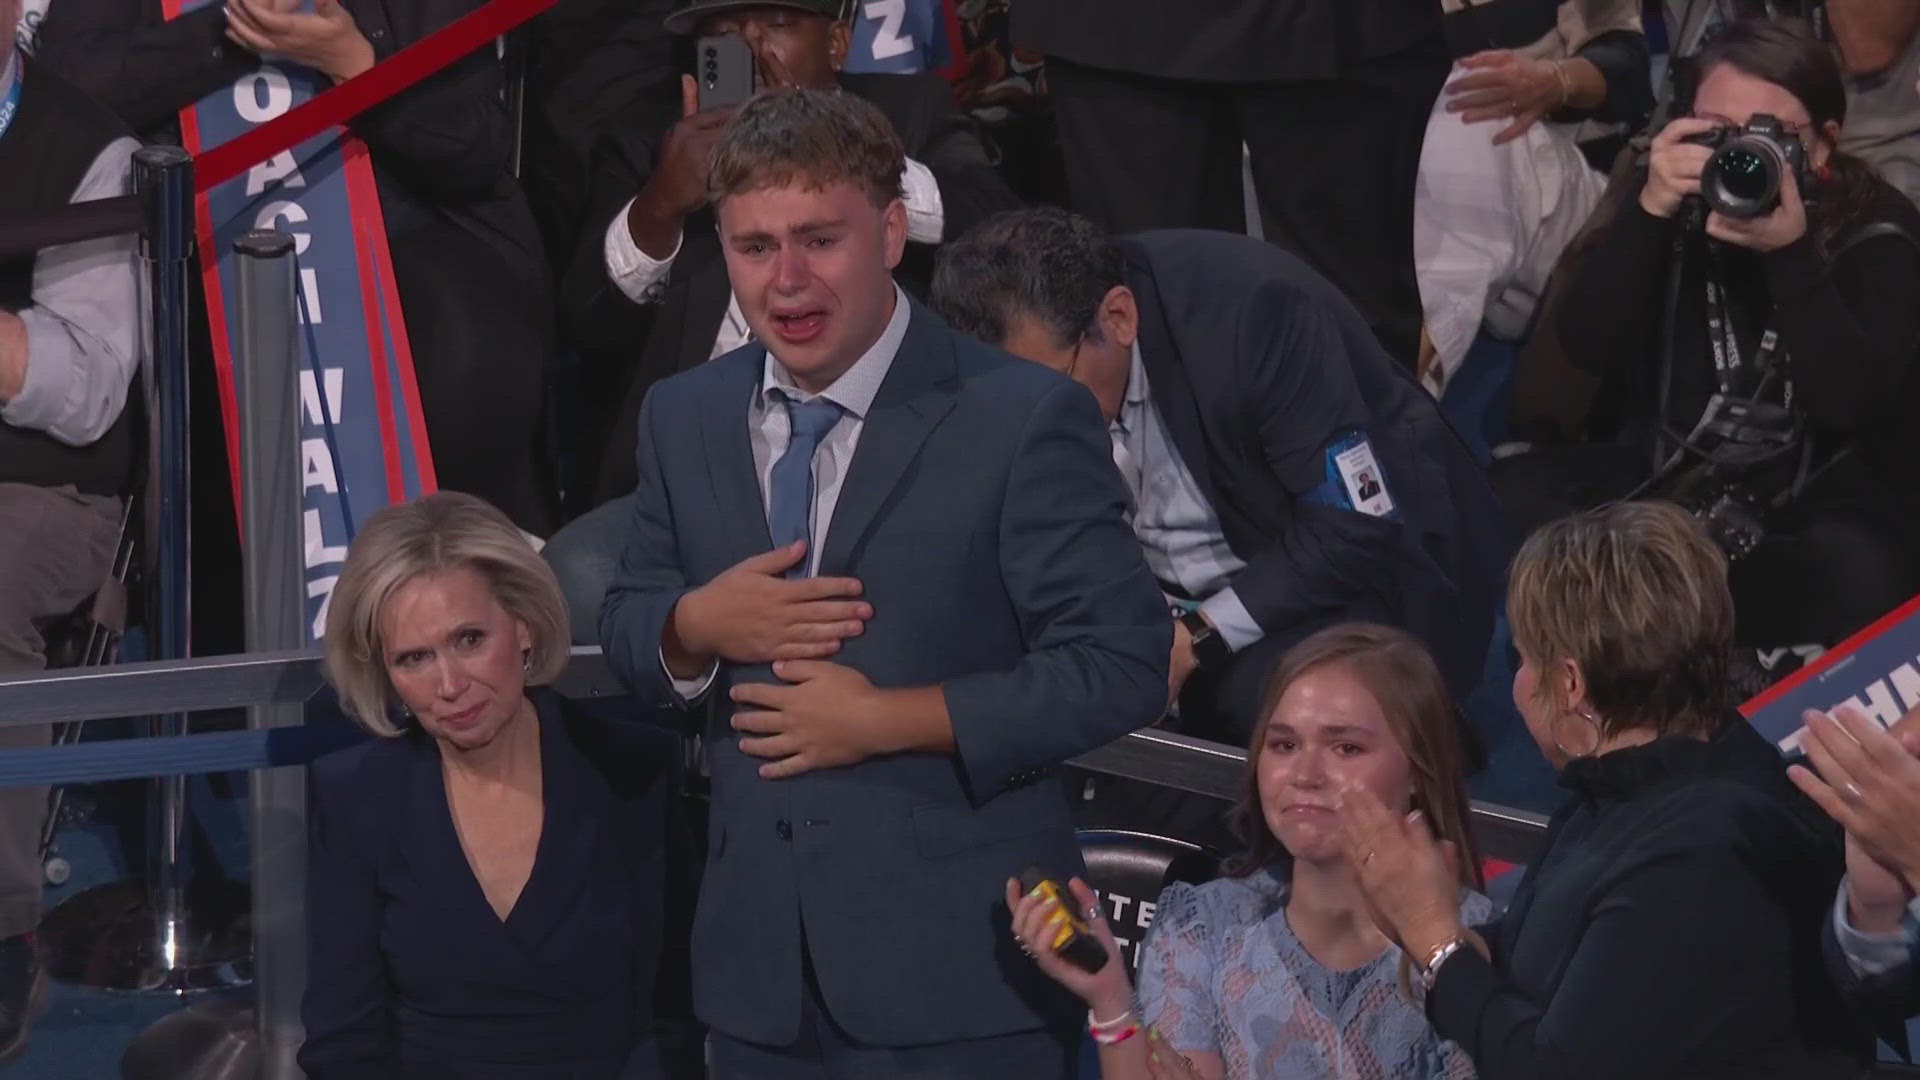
[1135,867,1490,1079]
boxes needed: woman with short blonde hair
[323,492,570,736]
[1346,501,1866,1079]
[301,492,686,1079]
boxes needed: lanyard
[1702,252,1792,409]
[0,69,20,143]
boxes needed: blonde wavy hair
[322,492,569,736]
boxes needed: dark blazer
[1011,0,1443,83]
[32,0,256,137]
[1428,718,1870,1079]
[1823,896,1920,1055]
[598,297,1169,1047]
[560,70,1020,507]
[1120,230,1510,700]
[299,690,687,1080]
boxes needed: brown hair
[1224,623,1484,892]
[323,492,570,736]
[1693,18,1884,251]
[707,86,905,210]
[1507,500,1733,742]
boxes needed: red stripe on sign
[194,0,556,193]
[341,142,407,506]
[355,150,437,492]
[1741,590,1920,717]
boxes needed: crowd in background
[5,0,1920,1075]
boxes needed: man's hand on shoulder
[661,541,871,678]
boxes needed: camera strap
[1703,251,1790,407]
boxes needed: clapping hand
[1789,705,1920,928]
[1339,783,1465,963]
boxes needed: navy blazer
[299,689,684,1079]
[599,297,1170,1048]
[1120,229,1512,699]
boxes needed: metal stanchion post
[235,230,307,1080]
[40,147,251,1002]
[142,144,195,992]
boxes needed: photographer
[1548,18,1920,659]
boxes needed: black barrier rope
[0,194,144,261]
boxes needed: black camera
[1686,114,1813,220]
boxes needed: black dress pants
[1045,42,1450,367]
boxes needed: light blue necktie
[766,395,844,575]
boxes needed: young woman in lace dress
[1009,623,1488,1079]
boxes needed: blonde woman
[1010,624,1487,1079]
[300,492,685,1080]
[1346,501,1868,1079]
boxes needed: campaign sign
[1743,593,1920,751]
[844,0,952,75]
[163,0,436,642]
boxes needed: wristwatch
[1179,610,1231,671]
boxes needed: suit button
[776,819,792,840]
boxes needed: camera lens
[1716,148,1771,201]
[1703,136,1783,220]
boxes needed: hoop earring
[1553,710,1601,760]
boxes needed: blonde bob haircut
[323,492,570,736]
[1507,500,1734,742]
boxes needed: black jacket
[1430,717,1869,1079]
[1011,0,1443,83]
[33,0,255,138]
[1557,177,1920,506]
[563,70,1019,506]
[301,690,694,1079]
[1119,229,1510,700]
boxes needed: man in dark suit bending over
[598,90,1167,1075]
[932,209,1512,746]
[560,0,1017,511]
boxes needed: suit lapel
[1128,259,1224,514]
[702,350,773,561]
[817,300,959,578]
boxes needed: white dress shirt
[1831,877,1920,978]
[604,158,943,359]
[1112,343,1262,653]
[0,53,142,447]
[663,284,913,699]
[1414,62,1606,399]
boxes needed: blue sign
[166,0,436,642]
[1743,595,1920,751]
[843,0,950,75]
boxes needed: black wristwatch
[1179,610,1231,671]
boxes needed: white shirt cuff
[1200,588,1263,654]
[901,157,944,245]
[1832,877,1920,978]
[659,645,718,704]
[604,199,682,304]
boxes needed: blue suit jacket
[599,297,1170,1047]
[299,690,684,1079]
